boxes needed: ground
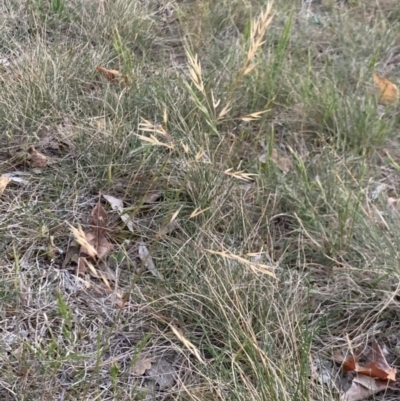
[1,0,400,400]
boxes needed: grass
[1,0,400,400]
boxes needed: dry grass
[2,0,400,400]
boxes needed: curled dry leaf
[131,356,155,376]
[143,191,162,204]
[374,74,399,104]
[0,175,11,196]
[96,66,128,85]
[96,66,121,82]
[28,146,48,168]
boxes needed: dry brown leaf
[146,358,176,390]
[28,146,48,167]
[62,240,80,269]
[95,116,106,131]
[158,220,180,236]
[337,341,396,381]
[341,377,378,401]
[67,215,113,263]
[374,74,399,104]
[341,374,400,401]
[96,65,121,82]
[0,175,11,196]
[270,148,292,173]
[83,231,113,259]
[96,66,128,84]
[143,191,162,204]
[77,257,88,276]
[98,260,117,282]
[131,356,155,375]
[85,200,113,259]
[91,199,108,229]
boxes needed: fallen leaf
[96,66,121,82]
[28,146,48,167]
[143,191,162,204]
[94,116,106,131]
[96,66,128,84]
[341,377,376,401]
[146,358,176,390]
[158,220,180,236]
[341,374,400,401]
[337,341,396,381]
[62,240,80,269]
[131,356,155,375]
[365,341,397,381]
[98,260,117,281]
[0,175,11,196]
[84,232,113,260]
[77,257,88,276]
[103,194,135,233]
[85,200,114,260]
[103,194,124,212]
[374,74,399,104]
[67,215,113,262]
[270,148,292,173]
[91,199,108,230]
[138,242,164,280]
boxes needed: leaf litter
[131,355,156,376]
[145,357,176,390]
[332,340,400,401]
[27,146,49,168]
[96,65,129,85]
[374,74,399,104]
[67,197,114,279]
[103,194,135,233]
[0,175,11,196]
